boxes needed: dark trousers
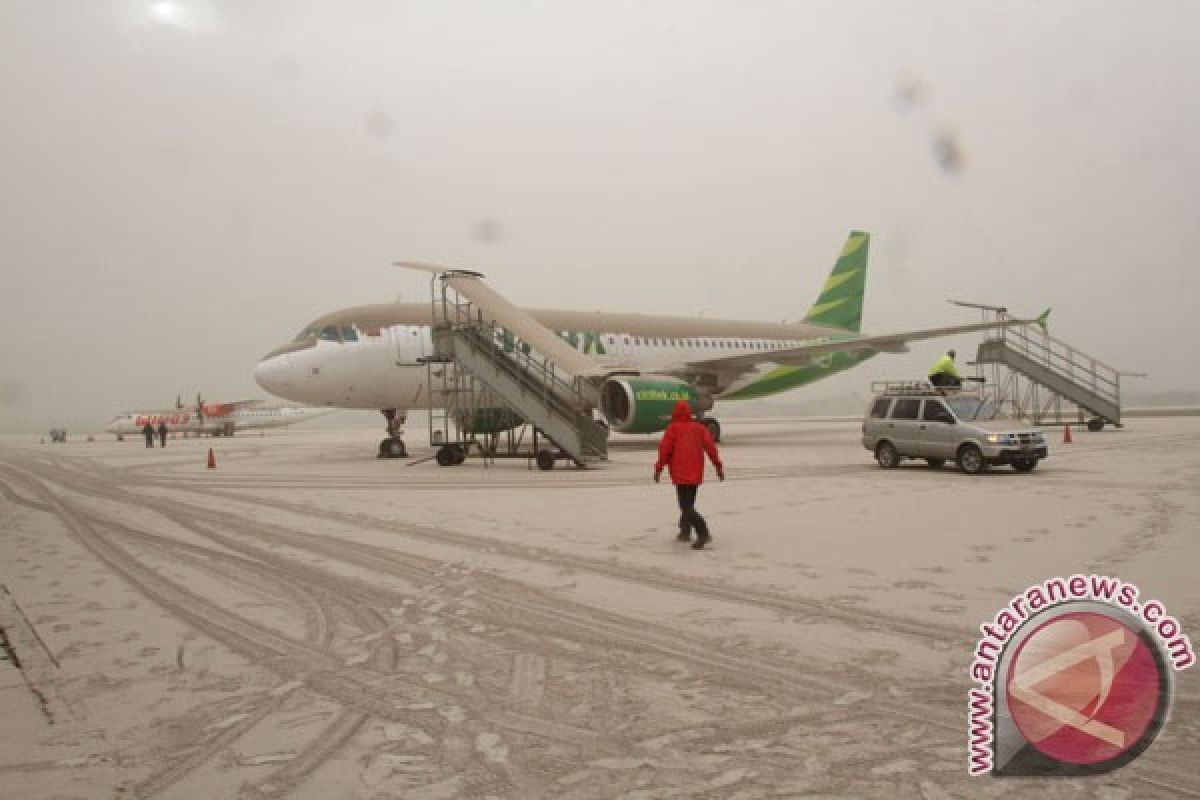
[144,434,154,448]
[929,373,961,388]
[675,484,709,538]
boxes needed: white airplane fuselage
[252,312,840,412]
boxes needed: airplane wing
[683,319,1029,374]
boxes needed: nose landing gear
[377,409,409,459]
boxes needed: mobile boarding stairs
[401,263,610,469]
[974,316,1127,430]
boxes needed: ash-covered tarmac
[1,418,1198,798]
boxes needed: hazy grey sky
[2,1,1198,432]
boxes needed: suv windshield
[945,395,998,421]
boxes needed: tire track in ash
[243,709,369,800]
[12,453,1016,798]
[89,525,404,795]
[94,517,334,650]
[0,466,509,787]
[55,462,842,706]
[133,687,300,798]
[48,462,905,708]
[110,462,1200,795]
[11,459,1200,797]
[174,482,974,647]
[0,462,1160,732]
[6,464,901,727]
[8,470,549,796]
[61,522,428,793]
[4,462,734,796]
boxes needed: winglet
[1034,307,1051,334]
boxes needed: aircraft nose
[254,353,294,399]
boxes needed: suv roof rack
[870,380,944,396]
[871,380,987,398]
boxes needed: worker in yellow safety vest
[928,349,962,389]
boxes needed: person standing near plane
[157,421,168,448]
[654,400,724,550]
[928,349,963,389]
[142,422,155,448]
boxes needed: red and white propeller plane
[105,393,333,440]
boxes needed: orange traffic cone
[1063,424,1073,444]
[207,448,217,468]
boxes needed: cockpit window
[319,326,341,342]
[340,326,358,342]
[293,326,320,342]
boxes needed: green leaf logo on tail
[802,231,869,333]
[726,231,874,401]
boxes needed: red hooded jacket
[655,400,722,485]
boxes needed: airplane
[106,393,334,440]
[253,231,1029,459]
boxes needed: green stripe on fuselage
[722,348,877,400]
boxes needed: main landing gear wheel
[435,444,466,467]
[378,438,408,459]
[536,449,556,471]
[1087,417,1105,432]
[378,408,409,459]
[701,418,721,443]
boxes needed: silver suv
[861,382,1048,474]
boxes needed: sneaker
[691,534,711,550]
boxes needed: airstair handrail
[994,323,1121,405]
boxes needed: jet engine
[600,376,705,433]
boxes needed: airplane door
[395,326,424,366]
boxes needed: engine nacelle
[600,376,701,434]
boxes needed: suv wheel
[875,441,900,469]
[1012,457,1038,472]
[957,443,987,475]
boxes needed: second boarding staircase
[976,323,1122,426]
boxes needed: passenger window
[892,398,920,420]
[340,326,358,342]
[869,397,891,418]
[922,400,953,423]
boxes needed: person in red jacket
[654,399,724,549]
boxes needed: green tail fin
[802,230,869,332]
